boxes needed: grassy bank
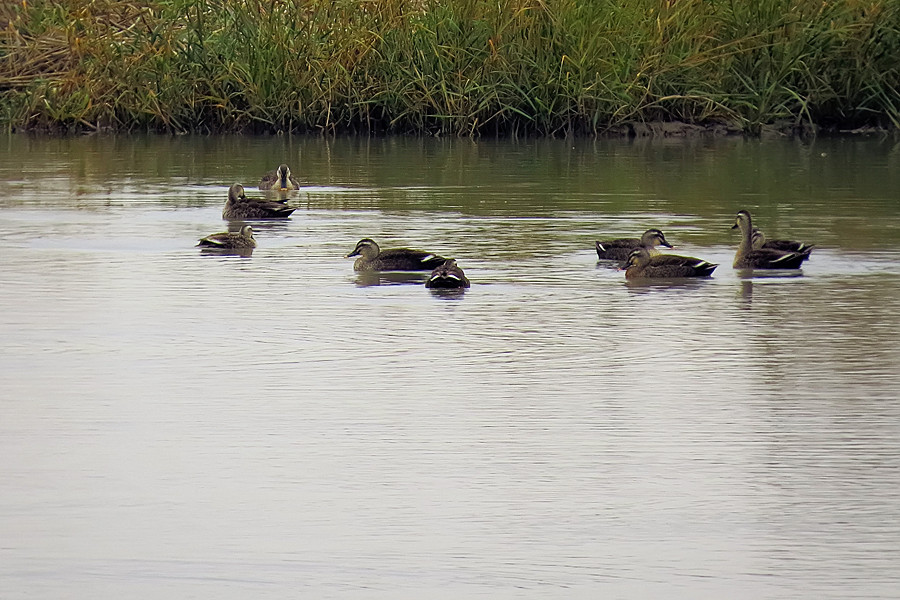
[1,0,898,135]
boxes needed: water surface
[1,134,899,599]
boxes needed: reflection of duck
[595,229,672,261]
[354,272,429,287]
[222,184,296,220]
[259,163,301,191]
[751,227,814,254]
[740,279,753,305]
[623,246,717,279]
[732,210,808,269]
[425,259,470,289]
[346,238,448,272]
[197,224,257,249]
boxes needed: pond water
[1,133,899,599]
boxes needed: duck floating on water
[345,238,448,272]
[222,183,296,220]
[425,259,470,289]
[259,163,301,191]
[751,226,814,254]
[596,228,673,261]
[732,210,809,269]
[197,224,257,249]
[622,246,717,279]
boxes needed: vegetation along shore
[1,0,897,136]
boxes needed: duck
[197,225,257,249]
[595,229,673,261]
[425,259,471,289]
[345,238,448,272]
[222,183,296,220]
[732,210,808,269]
[259,163,301,191]
[622,246,717,279]
[751,227,814,254]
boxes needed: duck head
[346,238,380,259]
[228,183,247,202]
[277,164,292,189]
[623,247,651,269]
[732,210,753,232]
[751,227,766,249]
[642,228,674,248]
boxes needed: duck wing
[740,248,807,269]
[197,232,245,248]
[235,198,297,219]
[378,249,447,270]
[596,237,641,259]
[648,254,717,276]
[762,239,814,254]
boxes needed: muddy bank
[604,120,895,140]
[8,118,896,139]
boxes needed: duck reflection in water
[354,272,429,287]
[740,279,753,305]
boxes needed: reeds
[1,0,897,135]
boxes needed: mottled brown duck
[197,225,257,249]
[258,163,302,191]
[732,210,808,269]
[595,228,673,261]
[222,183,296,220]
[346,238,448,272]
[425,259,471,289]
[623,247,717,279]
[751,227,814,254]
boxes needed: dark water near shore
[1,134,899,599]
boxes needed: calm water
[1,134,899,599]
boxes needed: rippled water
[1,134,899,599]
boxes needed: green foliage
[1,0,897,134]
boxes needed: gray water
[1,134,899,599]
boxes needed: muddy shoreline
[8,118,896,139]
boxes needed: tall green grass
[1,0,897,134]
